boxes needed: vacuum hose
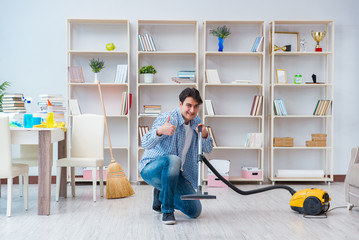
[202,154,296,196]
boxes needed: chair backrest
[20,145,39,158]
[0,116,12,177]
[71,114,105,159]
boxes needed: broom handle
[97,80,115,162]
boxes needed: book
[69,99,81,115]
[251,37,261,52]
[278,99,287,116]
[114,64,128,83]
[149,35,157,51]
[138,34,145,51]
[255,36,264,52]
[139,126,150,142]
[69,66,84,83]
[204,100,215,115]
[244,133,263,147]
[171,77,195,84]
[205,69,221,84]
[250,96,258,116]
[144,34,153,51]
[206,126,217,147]
[255,96,263,116]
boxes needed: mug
[24,114,33,128]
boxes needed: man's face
[179,97,200,124]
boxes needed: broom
[97,80,135,198]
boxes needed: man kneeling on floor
[139,88,213,225]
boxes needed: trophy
[311,31,326,52]
[274,44,291,52]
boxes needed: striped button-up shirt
[139,108,213,188]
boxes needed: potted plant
[139,65,157,83]
[89,58,105,83]
[0,81,10,112]
[210,25,231,52]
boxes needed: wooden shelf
[268,20,334,183]
[202,20,265,182]
[67,19,131,181]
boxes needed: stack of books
[250,95,263,116]
[138,34,157,51]
[121,92,132,115]
[138,126,150,141]
[172,70,195,84]
[244,133,263,148]
[114,64,128,83]
[273,99,287,116]
[37,94,66,122]
[1,93,25,113]
[142,105,161,115]
[205,69,221,84]
[313,100,332,116]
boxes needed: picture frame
[276,69,287,84]
[270,32,299,52]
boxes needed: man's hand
[196,123,208,138]
[157,116,176,136]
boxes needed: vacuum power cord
[202,154,296,196]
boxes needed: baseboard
[0,175,347,184]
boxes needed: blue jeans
[140,155,202,218]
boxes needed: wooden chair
[56,114,105,202]
[0,116,29,216]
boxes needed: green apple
[106,43,116,51]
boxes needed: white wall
[1,0,359,180]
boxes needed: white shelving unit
[67,19,131,181]
[202,21,266,182]
[136,20,198,182]
[268,20,334,183]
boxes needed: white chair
[56,114,105,202]
[13,145,39,167]
[345,146,359,210]
[13,145,38,196]
[0,116,29,217]
[13,145,54,194]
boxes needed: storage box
[242,167,262,179]
[83,168,107,180]
[273,137,294,147]
[207,159,230,188]
[306,140,326,147]
[311,133,327,141]
[208,174,229,187]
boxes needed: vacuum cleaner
[181,126,331,216]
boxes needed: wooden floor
[0,182,358,240]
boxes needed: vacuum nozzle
[181,192,216,200]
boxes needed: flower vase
[218,37,224,52]
[94,73,98,83]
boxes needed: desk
[10,128,67,215]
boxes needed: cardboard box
[208,174,229,187]
[83,168,107,180]
[242,167,262,179]
[273,137,294,147]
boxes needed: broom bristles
[106,160,135,199]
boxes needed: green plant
[210,25,231,39]
[139,65,157,75]
[0,81,11,112]
[89,58,105,73]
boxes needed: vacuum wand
[181,125,216,200]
